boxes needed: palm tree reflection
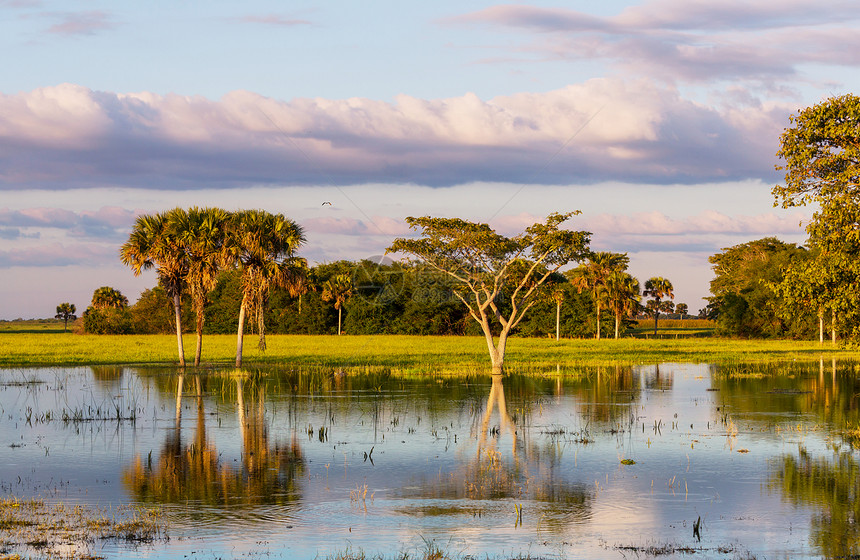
[123,373,304,508]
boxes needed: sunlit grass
[0,333,856,371]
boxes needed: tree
[568,252,629,340]
[603,271,640,339]
[643,277,674,335]
[321,274,353,335]
[675,303,688,317]
[121,212,189,367]
[226,209,306,367]
[171,207,229,366]
[708,238,811,338]
[773,94,860,341]
[91,286,129,309]
[54,302,76,333]
[388,212,590,375]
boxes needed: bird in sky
[322,201,332,206]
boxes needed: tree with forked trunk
[388,212,590,375]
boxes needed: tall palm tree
[226,210,306,367]
[121,211,188,367]
[321,274,353,335]
[604,271,641,339]
[170,207,230,367]
[55,302,76,333]
[643,276,674,335]
[568,252,629,339]
[551,287,565,341]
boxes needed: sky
[2,0,858,320]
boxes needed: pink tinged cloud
[0,80,787,189]
[584,210,806,236]
[46,10,117,36]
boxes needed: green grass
[0,332,855,371]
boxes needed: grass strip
[0,333,856,371]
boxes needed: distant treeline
[81,259,641,339]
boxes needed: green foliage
[709,237,814,338]
[54,302,76,332]
[90,286,128,309]
[82,306,133,334]
[131,286,193,334]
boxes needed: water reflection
[4,361,860,559]
[123,373,304,508]
[770,447,860,557]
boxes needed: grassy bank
[0,332,856,371]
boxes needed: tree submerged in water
[388,212,590,375]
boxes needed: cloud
[239,14,312,27]
[443,2,860,84]
[0,81,789,190]
[0,206,136,240]
[584,209,806,236]
[0,243,116,267]
[45,10,117,36]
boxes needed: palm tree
[170,207,229,366]
[91,286,129,309]
[604,271,641,339]
[643,277,674,335]
[226,210,306,367]
[568,252,629,339]
[121,212,188,367]
[55,302,76,333]
[321,274,353,335]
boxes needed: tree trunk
[194,310,204,367]
[818,307,824,345]
[174,293,186,368]
[832,308,837,345]
[337,307,342,335]
[596,302,601,340]
[480,318,505,375]
[235,296,248,368]
[555,301,560,341]
[614,312,620,339]
[653,303,659,336]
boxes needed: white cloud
[0,80,789,190]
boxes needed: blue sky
[2,0,858,319]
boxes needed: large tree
[226,209,306,368]
[121,212,188,367]
[388,212,590,375]
[643,277,674,336]
[171,207,230,366]
[55,302,76,333]
[773,94,860,341]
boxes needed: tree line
[66,209,692,373]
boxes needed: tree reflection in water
[123,372,304,508]
[398,374,592,531]
[770,447,860,557]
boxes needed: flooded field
[1,361,859,559]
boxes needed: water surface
[1,361,858,558]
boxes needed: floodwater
[1,360,859,559]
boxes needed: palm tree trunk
[194,310,204,367]
[174,293,186,367]
[653,304,659,336]
[555,301,560,341]
[614,312,620,339]
[337,307,342,335]
[595,302,601,340]
[236,296,248,368]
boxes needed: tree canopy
[388,212,590,374]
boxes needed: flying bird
[322,201,332,206]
